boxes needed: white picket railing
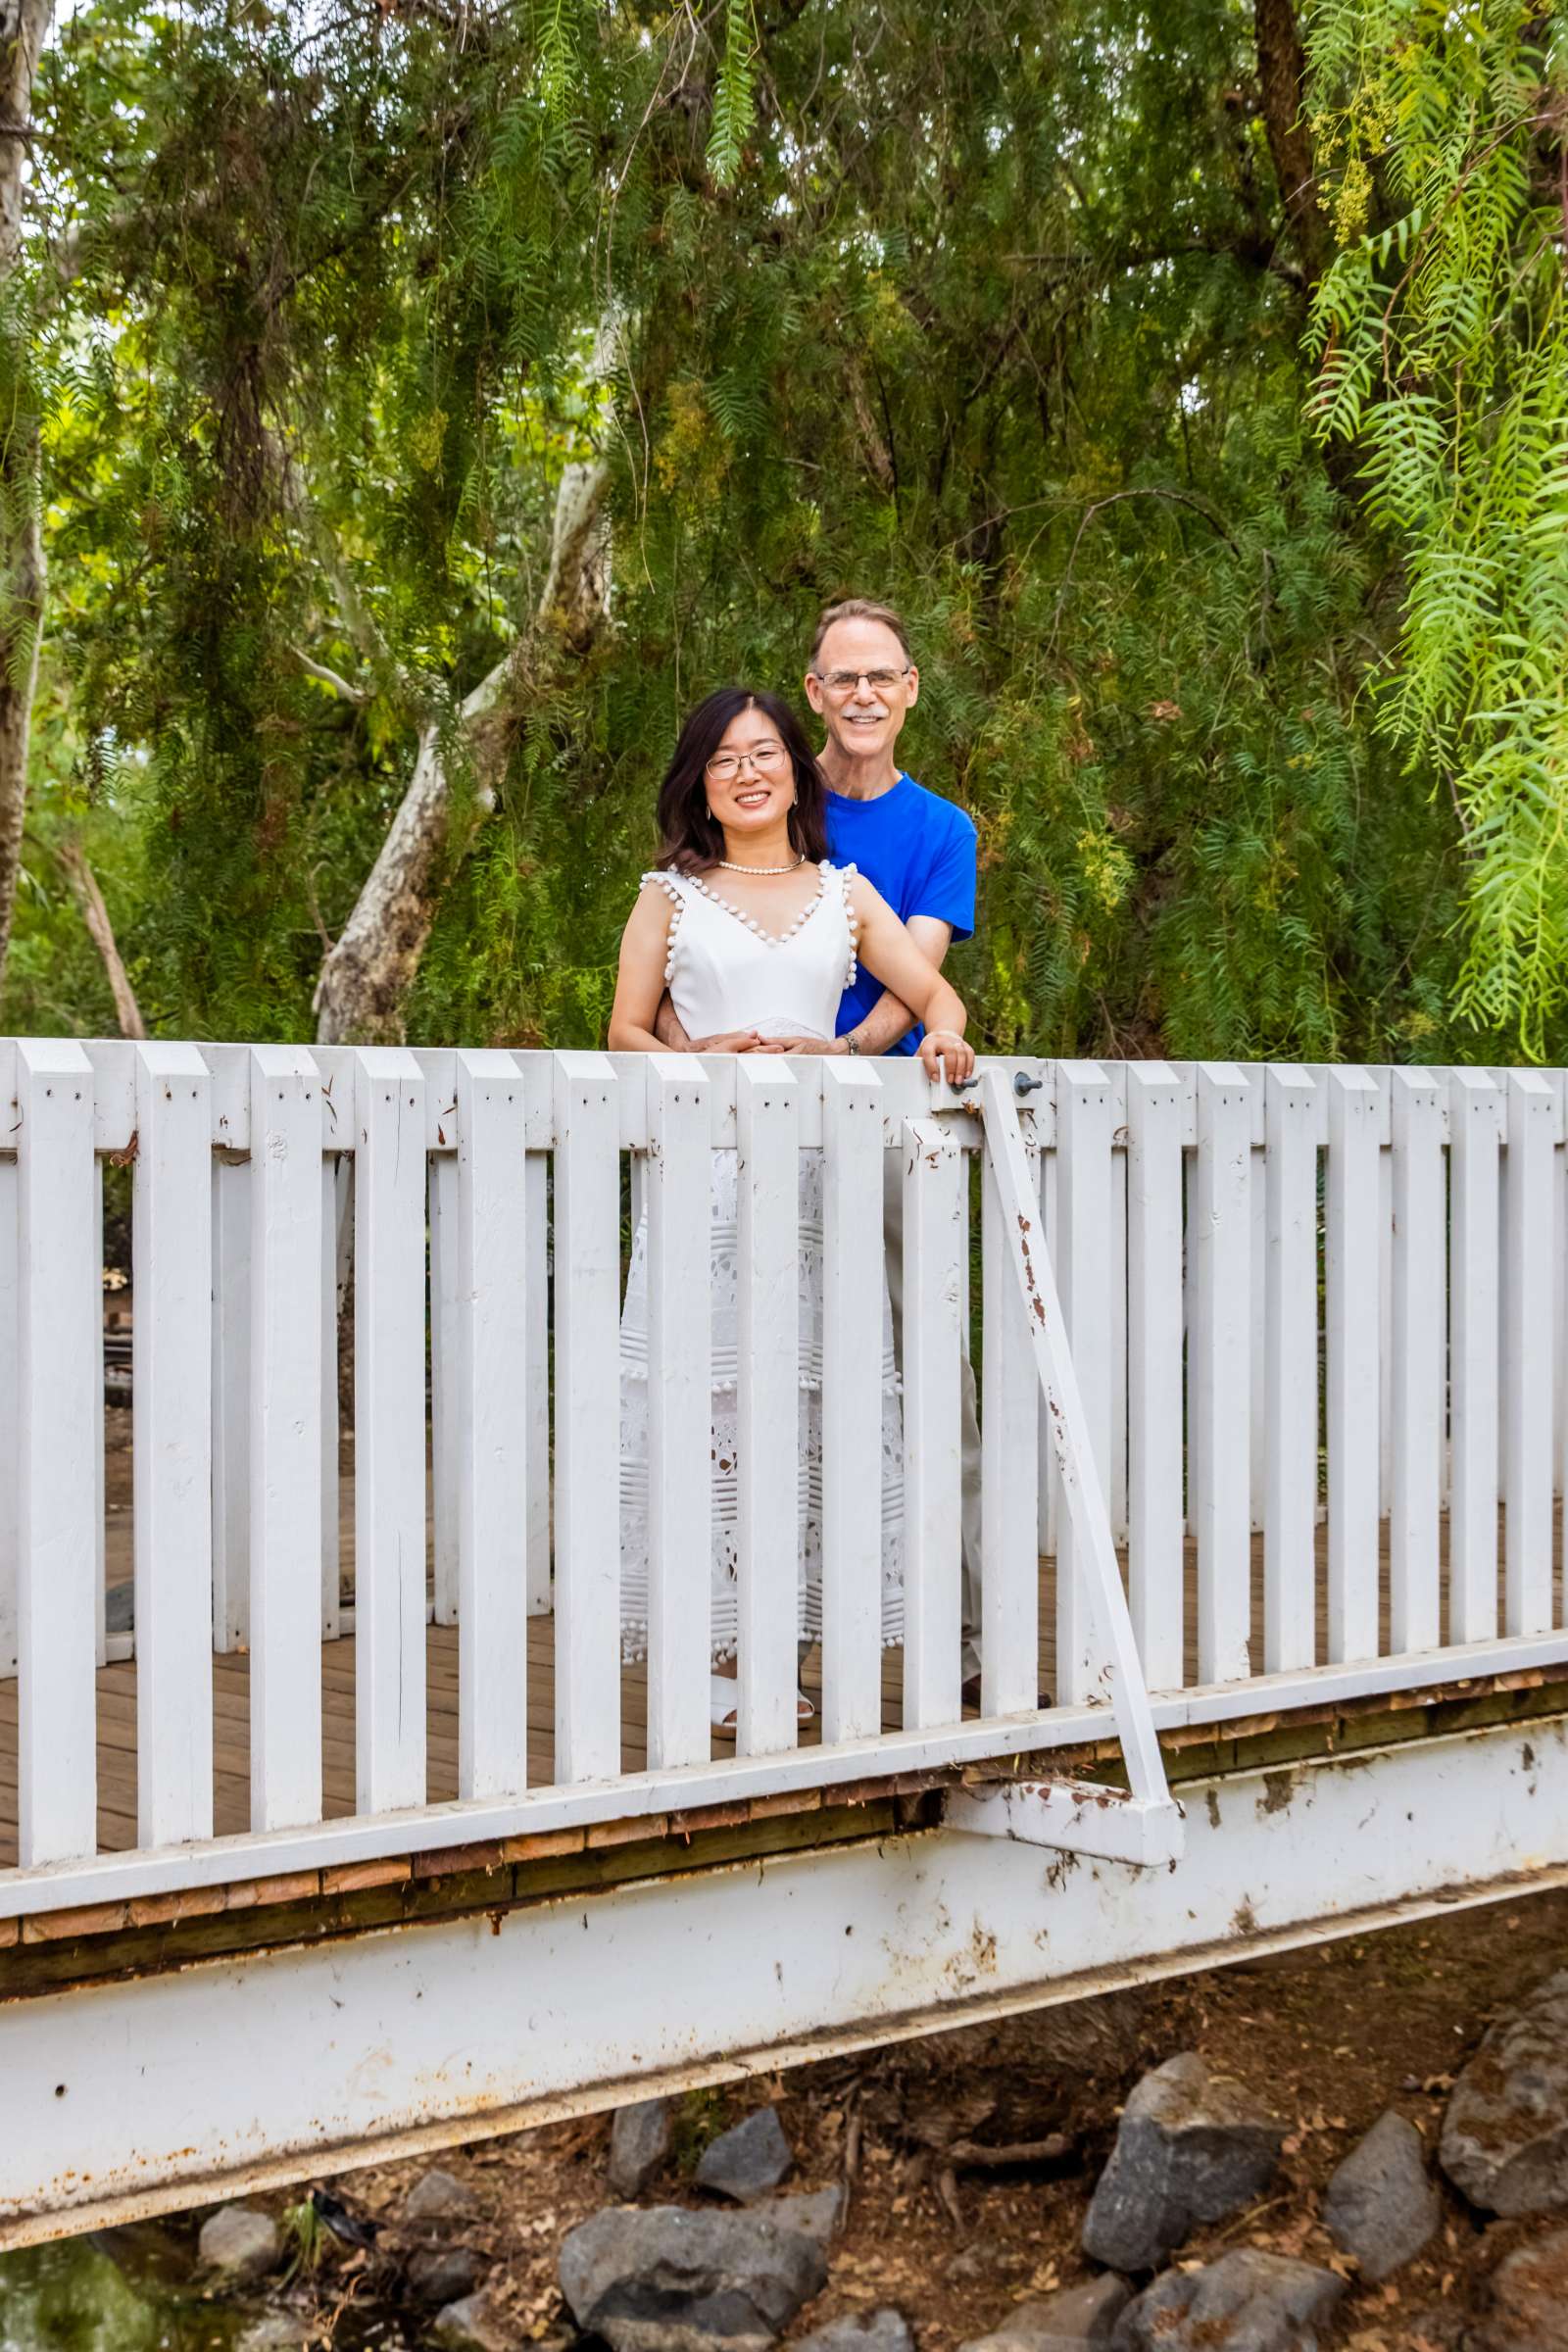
[2,1042,1567,1915]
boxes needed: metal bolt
[1013,1070,1044,1098]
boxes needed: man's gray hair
[810,599,911,666]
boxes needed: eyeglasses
[706,742,789,782]
[811,667,911,695]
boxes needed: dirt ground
[295,1886,1568,2352]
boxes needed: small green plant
[671,2087,729,2179]
[280,2198,329,2283]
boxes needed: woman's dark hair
[656,687,829,874]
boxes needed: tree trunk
[313,456,610,1047]
[58,840,147,1039]
[0,0,55,993]
[1253,0,1329,283]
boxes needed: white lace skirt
[619,1148,906,1665]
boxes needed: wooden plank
[1250,1142,1266,1536]
[17,1040,98,1864]
[1037,1121,1057,1559]
[735,1059,800,1757]
[1109,1066,1129,1545]
[1193,1064,1251,1683]
[525,1153,552,1618]
[132,1043,215,1848]
[1388,1070,1445,1654]
[1325,1068,1380,1665]
[819,1060,886,1743]
[1263,1066,1318,1674]
[211,1155,250,1653]
[249,1047,324,1832]
[94,1156,107,1673]
[455,1052,529,1800]
[1504,1069,1554,1637]
[354,1050,428,1813]
[1125,1062,1184,1691]
[429,1152,460,1628]
[645,1057,711,1770]
[980,1109,1039,1714]
[1054,1063,1113,1703]
[1448,1068,1502,1642]
[552,1055,620,1784]
[902,1116,963,1730]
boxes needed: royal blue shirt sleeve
[911,807,977,943]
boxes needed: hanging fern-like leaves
[706,0,758,186]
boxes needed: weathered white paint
[1,1121,21,1681]
[646,1057,711,1770]
[1448,1069,1502,1642]
[1193,1065,1250,1684]
[735,1060,800,1756]
[249,1048,324,1834]
[552,1054,621,1784]
[210,1154,251,1653]
[980,1106,1039,1716]
[1389,1071,1445,1654]
[9,1708,1559,2242]
[354,1051,429,1814]
[1325,1068,1380,1666]
[819,1061,886,1742]
[1263,1066,1317,1675]
[1503,1070,1554,1638]
[131,1044,215,1849]
[1053,1064,1112,1705]
[455,1053,530,1800]
[1125,1063,1184,1691]
[428,1152,461,1629]
[16,1042,98,1865]
[901,1116,963,1731]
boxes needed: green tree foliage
[1306,0,1568,1054]
[4,0,1474,1061]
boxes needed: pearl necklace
[716,855,806,875]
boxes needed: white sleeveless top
[642,860,860,1043]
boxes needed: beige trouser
[882,1144,985,1680]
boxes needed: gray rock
[753,2188,844,2248]
[1111,2251,1346,2352]
[1480,2229,1568,2352]
[197,2207,281,2285]
[1442,1972,1568,2216]
[1081,2052,1287,2273]
[236,2317,313,2352]
[694,2110,794,2204]
[611,2100,676,2198]
[1322,2109,1440,2281]
[959,2277,1131,2352]
[794,2314,912,2352]
[559,2204,828,2352]
[404,2168,481,2226]
[408,2247,486,2306]
[434,2290,516,2352]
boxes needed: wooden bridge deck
[0,1464,1541,1869]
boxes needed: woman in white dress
[608,686,975,1734]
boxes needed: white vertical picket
[980,1114,1039,1714]
[131,1043,215,1847]
[319,1156,342,1642]
[17,1039,98,1865]
[1448,1068,1502,1643]
[1053,1064,1113,1703]
[1125,1063,1185,1690]
[1378,1141,1394,1520]
[0,1121,17,1680]
[211,1156,251,1652]
[820,1059,886,1742]
[1250,1143,1266,1536]
[1193,1063,1251,1684]
[903,1116,963,1729]
[94,1154,108,1671]
[525,1152,552,1617]
[735,1059,800,1755]
[552,1053,621,1783]
[354,1049,428,1813]
[249,1046,324,1832]
[1037,1127,1058,1559]
[1503,1069,1554,1637]
[1263,1065,1318,1674]
[646,1056,711,1769]
[454,1052,529,1799]
[1109,1089,1129,1545]
[429,1153,460,1627]
[1325,1068,1380,1665]
[1389,1070,1445,1655]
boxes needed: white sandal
[710,1678,815,1737]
